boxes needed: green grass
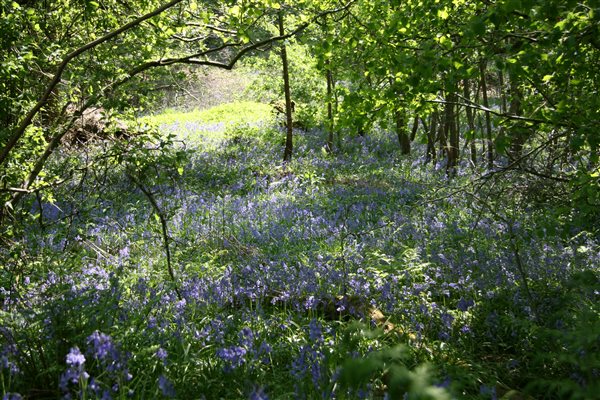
[142,101,272,128]
[139,101,274,148]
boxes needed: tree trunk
[499,69,508,114]
[426,111,438,164]
[445,91,459,175]
[509,75,525,163]
[478,111,486,162]
[326,60,334,152]
[279,12,294,162]
[479,60,494,170]
[437,89,447,161]
[463,78,477,167]
[396,109,410,154]
[437,107,446,161]
[420,116,429,136]
[410,114,419,142]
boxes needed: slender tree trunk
[454,92,461,159]
[455,97,461,146]
[279,13,294,162]
[478,111,486,162]
[463,78,477,167]
[419,116,429,137]
[479,60,494,169]
[499,69,508,114]
[437,108,446,161]
[326,60,334,152]
[445,91,459,175]
[437,89,447,161]
[410,114,419,142]
[509,75,525,163]
[426,111,438,164]
[396,109,410,154]
[497,69,508,154]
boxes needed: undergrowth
[1,102,598,399]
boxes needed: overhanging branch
[0,0,185,167]
[6,1,357,211]
[428,95,571,128]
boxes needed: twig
[127,173,181,300]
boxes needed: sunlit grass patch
[141,101,273,144]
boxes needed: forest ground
[1,100,599,399]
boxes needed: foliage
[1,0,599,398]
[241,42,327,129]
[0,0,343,212]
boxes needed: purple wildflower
[156,347,168,364]
[308,319,323,343]
[119,246,130,259]
[60,347,88,391]
[1,344,19,376]
[2,394,23,400]
[480,385,497,400]
[304,295,318,310]
[239,327,254,348]
[158,375,176,397]
[66,347,85,367]
[87,331,118,362]
[457,297,475,312]
[249,386,268,400]
[440,312,454,328]
[217,346,247,370]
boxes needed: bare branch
[204,23,239,35]
[128,172,181,300]
[430,95,571,128]
[171,34,210,42]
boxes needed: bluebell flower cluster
[60,347,88,392]
[0,343,19,377]
[217,346,248,371]
[1,120,598,398]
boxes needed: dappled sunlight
[2,0,598,398]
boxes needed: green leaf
[339,357,381,387]
[555,19,568,30]
[470,18,486,35]
[438,8,449,20]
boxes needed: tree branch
[0,0,185,167]
[5,1,357,211]
[428,95,571,128]
[128,172,181,300]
